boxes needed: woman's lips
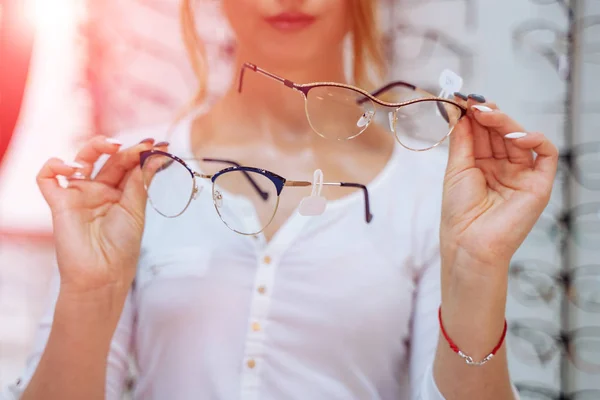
[264,12,316,31]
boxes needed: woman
[4,1,557,399]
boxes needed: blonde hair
[179,0,386,107]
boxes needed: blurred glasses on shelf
[396,0,477,29]
[238,63,467,152]
[559,142,600,190]
[382,23,474,79]
[515,382,600,400]
[527,202,600,248]
[139,150,373,236]
[509,319,600,374]
[509,260,600,313]
[512,16,600,80]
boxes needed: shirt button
[247,359,256,369]
[252,322,261,332]
[257,285,267,295]
[263,255,272,265]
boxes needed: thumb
[119,166,149,223]
[446,116,475,176]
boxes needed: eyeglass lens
[212,169,280,236]
[142,153,195,218]
[305,86,376,141]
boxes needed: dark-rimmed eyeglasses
[509,320,600,373]
[509,260,600,312]
[515,382,600,400]
[139,150,373,235]
[237,62,467,152]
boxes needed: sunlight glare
[25,0,78,30]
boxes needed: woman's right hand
[37,136,162,297]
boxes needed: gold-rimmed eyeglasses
[238,62,468,152]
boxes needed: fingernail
[64,161,84,169]
[468,94,486,103]
[139,138,155,144]
[454,92,468,101]
[155,141,169,147]
[106,137,122,145]
[70,171,86,180]
[505,132,528,139]
[472,105,493,112]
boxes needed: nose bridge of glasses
[193,171,212,180]
[362,80,418,105]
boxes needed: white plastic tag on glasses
[436,69,464,118]
[438,69,463,99]
[298,169,327,217]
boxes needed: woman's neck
[210,48,347,141]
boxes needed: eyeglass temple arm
[340,182,373,223]
[284,181,373,223]
[201,158,270,201]
[238,62,297,93]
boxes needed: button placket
[239,216,310,399]
[239,252,279,398]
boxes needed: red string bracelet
[438,306,508,366]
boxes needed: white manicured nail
[64,161,84,169]
[472,105,493,112]
[505,132,528,139]
[106,137,122,145]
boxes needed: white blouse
[4,117,469,400]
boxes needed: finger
[73,136,124,176]
[470,105,533,165]
[469,102,508,159]
[118,140,169,191]
[466,97,493,159]
[94,140,156,188]
[446,113,475,176]
[36,158,84,208]
[505,131,559,177]
[120,166,150,222]
[453,92,468,106]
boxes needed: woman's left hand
[440,94,559,279]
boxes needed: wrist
[442,245,511,283]
[55,284,129,336]
[440,258,509,358]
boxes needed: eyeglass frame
[139,150,373,235]
[237,62,468,152]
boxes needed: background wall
[0,0,598,396]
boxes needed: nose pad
[356,110,374,128]
[191,184,203,200]
[388,111,395,132]
[213,190,223,208]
